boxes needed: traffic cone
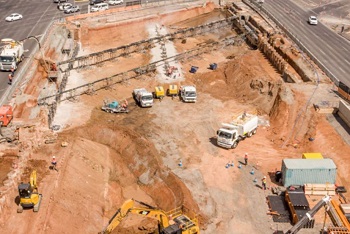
[253,178,257,183]
[238,164,242,169]
[178,160,182,167]
[230,161,234,167]
[250,169,255,175]
[225,163,230,168]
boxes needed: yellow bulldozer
[17,170,42,213]
[100,198,200,234]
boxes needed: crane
[17,170,42,213]
[100,198,200,234]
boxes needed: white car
[108,0,123,5]
[5,13,23,22]
[308,16,318,25]
[58,3,73,10]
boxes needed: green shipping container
[282,159,337,187]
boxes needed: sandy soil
[0,1,349,234]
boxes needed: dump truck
[101,100,129,114]
[216,113,258,149]
[0,38,24,71]
[133,88,153,107]
[179,85,197,102]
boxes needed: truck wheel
[247,131,253,138]
[252,128,257,135]
[231,141,238,149]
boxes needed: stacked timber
[304,184,336,196]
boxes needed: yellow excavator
[17,170,42,213]
[100,199,200,234]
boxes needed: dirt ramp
[72,122,203,221]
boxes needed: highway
[0,0,128,104]
[262,0,350,88]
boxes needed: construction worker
[8,74,13,85]
[262,176,267,190]
[244,153,248,166]
[10,66,15,76]
[51,156,57,171]
[121,99,128,110]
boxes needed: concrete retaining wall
[338,100,350,128]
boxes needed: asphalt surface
[0,0,128,104]
[262,0,350,88]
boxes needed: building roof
[283,158,336,169]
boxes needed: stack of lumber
[340,204,350,221]
[304,183,336,196]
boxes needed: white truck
[180,85,197,103]
[133,88,154,107]
[216,113,258,149]
[0,39,24,71]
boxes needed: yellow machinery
[167,84,178,98]
[100,199,199,234]
[153,86,165,100]
[17,170,42,213]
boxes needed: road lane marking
[26,5,52,37]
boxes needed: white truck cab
[0,39,24,71]
[133,88,153,107]
[217,114,258,149]
[180,85,197,102]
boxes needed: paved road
[0,0,64,103]
[0,0,128,103]
[262,0,350,88]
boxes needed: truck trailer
[216,113,258,149]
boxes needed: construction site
[1,0,350,233]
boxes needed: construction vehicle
[0,38,24,71]
[167,84,178,99]
[179,85,197,103]
[153,86,165,100]
[0,105,13,127]
[17,170,43,213]
[133,88,154,107]
[281,196,331,234]
[101,100,129,114]
[216,113,258,149]
[100,199,200,234]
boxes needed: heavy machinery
[167,84,178,99]
[216,113,258,149]
[179,85,197,103]
[275,196,331,234]
[153,86,165,100]
[101,100,129,114]
[133,88,154,107]
[0,38,24,71]
[17,170,42,213]
[100,199,200,234]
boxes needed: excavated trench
[0,3,324,233]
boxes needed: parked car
[90,0,105,5]
[53,0,68,3]
[58,3,73,10]
[108,0,123,5]
[308,16,318,25]
[64,6,80,14]
[91,3,108,12]
[5,13,23,22]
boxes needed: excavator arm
[30,170,37,190]
[100,199,170,234]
